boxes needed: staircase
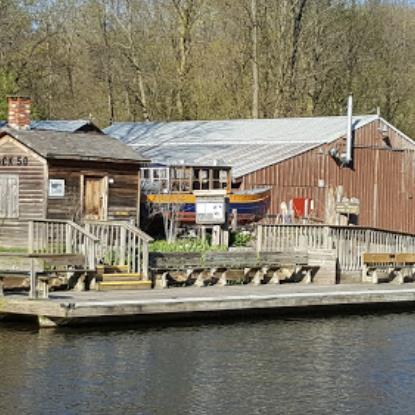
[95,264,152,291]
[27,219,153,292]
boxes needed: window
[0,175,19,218]
[171,167,191,192]
[212,169,229,189]
[140,167,170,193]
[142,169,150,179]
[48,179,65,197]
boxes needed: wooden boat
[145,187,270,223]
[141,164,270,224]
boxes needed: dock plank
[2,284,415,327]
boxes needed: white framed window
[48,179,65,197]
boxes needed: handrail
[27,218,99,242]
[124,223,154,243]
[258,221,415,238]
[28,219,98,270]
[256,223,415,272]
[84,220,152,278]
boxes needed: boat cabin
[0,97,148,247]
[141,164,231,194]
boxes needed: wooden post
[324,226,332,249]
[89,242,96,271]
[270,270,281,284]
[160,272,169,288]
[120,226,127,265]
[222,229,229,247]
[29,258,37,299]
[65,223,73,254]
[143,242,149,280]
[194,271,205,287]
[231,208,238,231]
[256,225,263,253]
[28,220,34,254]
[0,278,4,296]
[218,270,227,286]
[212,225,221,246]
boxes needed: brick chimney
[7,96,32,130]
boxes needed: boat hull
[144,189,270,224]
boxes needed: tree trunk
[251,0,259,118]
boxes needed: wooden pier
[2,284,415,328]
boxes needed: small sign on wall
[48,179,65,197]
[196,200,226,224]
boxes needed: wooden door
[0,175,19,218]
[84,177,105,220]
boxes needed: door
[0,175,19,218]
[84,177,106,220]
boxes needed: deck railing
[28,219,99,270]
[84,221,153,278]
[256,224,415,272]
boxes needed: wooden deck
[2,283,415,328]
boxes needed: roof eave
[46,154,150,164]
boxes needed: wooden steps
[96,265,151,291]
[101,273,143,282]
[97,280,152,291]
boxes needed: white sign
[48,179,65,197]
[196,201,226,224]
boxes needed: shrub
[230,231,252,247]
[149,238,227,253]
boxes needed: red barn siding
[241,120,415,233]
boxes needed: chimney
[7,96,32,130]
[345,94,353,165]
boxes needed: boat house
[105,107,415,234]
[0,97,148,247]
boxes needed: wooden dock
[2,284,415,328]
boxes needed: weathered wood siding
[47,165,81,220]
[107,171,139,220]
[0,134,46,247]
[241,119,415,233]
[47,161,140,223]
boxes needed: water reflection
[1,314,415,415]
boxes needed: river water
[1,312,415,415]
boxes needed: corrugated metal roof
[104,115,378,177]
[30,120,99,133]
[0,128,147,163]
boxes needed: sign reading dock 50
[0,155,29,166]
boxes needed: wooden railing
[84,221,153,279]
[256,224,415,272]
[28,219,99,271]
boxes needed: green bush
[230,231,252,247]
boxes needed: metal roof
[104,115,379,177]
[0,120,100,133]
[30,120,100,133]
[0,128,147,163]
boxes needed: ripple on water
[1,313,415,415]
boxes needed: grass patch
[0,246,27,254]
[149,239,227,253]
